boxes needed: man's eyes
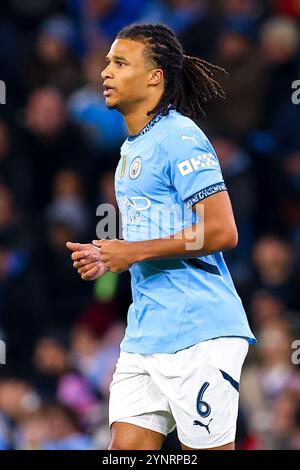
[105,60,126,67]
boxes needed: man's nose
[101,65,113,80]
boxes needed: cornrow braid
[117,23,227,119]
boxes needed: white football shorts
[109,337,249,449]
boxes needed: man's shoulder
[158,111,209,151]
[160,109,199,132]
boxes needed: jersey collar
[127,105,173,142]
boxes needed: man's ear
[148,69,164,87]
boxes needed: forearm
[130,220,237,263]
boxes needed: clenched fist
[92,239,135,273]
[66,242,109,281]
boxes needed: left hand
[92,239,135,273]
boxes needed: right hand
[66,242,109,281]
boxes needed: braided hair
[117,23,227,119]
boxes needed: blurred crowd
[0,0,300,450]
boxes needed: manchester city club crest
[129,156,142,179]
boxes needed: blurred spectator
[32,331,71,399]
[206,16,266,135]
[56,373,102,430]
[270,392,300,449]
[260,16,300,127]
[250,290,287,329]
[32,332,101,429]
[23,15,81,96]
[69,0,147,49]
[240,234,300,314]
[0,378,40,422]
[240,321,300,448]
[0,184,23,248]
[180,0,265,61]
[140,0,207,35]
[70,320,125,448]
[179,2,220,60]
[46,169,91,240]
[17,87,89,214]
[68,49,126,156]
[219,0,263,19]
[17,403,93,450]
[71,321,124,398]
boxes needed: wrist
[126,240,147,264]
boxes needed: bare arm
[131,191,238,262]
[94,191,238,272]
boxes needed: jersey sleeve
[163,127,227,207]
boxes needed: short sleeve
[164,127,227,207]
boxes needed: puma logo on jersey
[193,418,213,434]
[181,135,198,144]
[177,153,217,176]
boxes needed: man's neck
[123,99,161,136]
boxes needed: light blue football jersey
[115,109,256,354]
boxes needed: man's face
[101,39,155,113]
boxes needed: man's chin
[105,99,114,107]
[105,99,118,110]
